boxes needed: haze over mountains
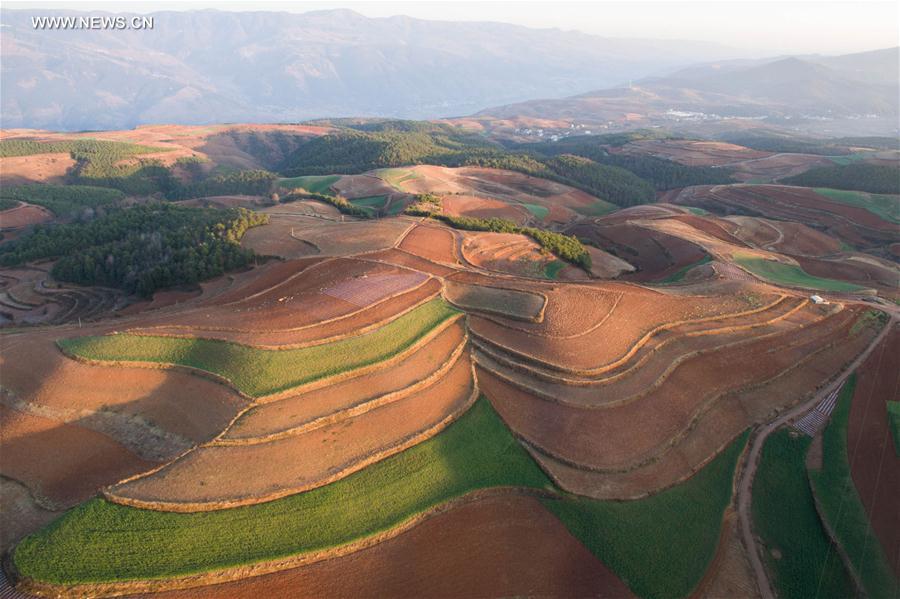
[1,8,746,131]
[1,8,896,135]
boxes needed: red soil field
[363,248,459,277]
[226,321,466,440]
[148,493,632,599]
[398,223,460,265]
[332,173,399,199]
[567,222,707,282]
[728,153,835,182]
[846,325,900,578]
[478,306,861,471]
[726,216,842,256]
[617,140,770,167]
[0,203,53,229]
[795,255,899,292]
[460,232,558,279]
[670,214,748,246]
[0,405,154,508]
[0,331,246,448]
[470,286,758,371]
[108,351,475,509]
[128,259,429,334]
[0,153,75,185]
[441,194,530,224]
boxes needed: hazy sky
[5,0,898,56]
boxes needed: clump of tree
[281,189,372,218]
[0,184,125,219]
[403,193,442,216]
[0,138,164,159]
[168,169,277,200]
[0,203,268,296]
[427,213,591,269]
[782,164,900,194]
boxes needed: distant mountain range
[473,47,899,136]
[0,8,745,131]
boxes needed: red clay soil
[460,232,557,279]
[147,493,633,599]
[0,153,75,185]
[795,255,898,291]
[0,332,246,444]
[618,140,771,167]
[0,405,154,508]
[442,194,530,224]
[332,173,398,199]
[398,223,460,265]
[362,248,458,277]
[670,214,749,246]
[478,306,862,470]
[469,288,757,371]
[520,312,878,499]
[128,259,428,333]
[729,153,834,182]
[567,222,707,282]
[0,204,53,229]
[846,325,900,578]
[108,352,475,508]
[225,320,466,439]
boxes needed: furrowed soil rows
[0,203,53,229]
[398,224,460,265]
[0,405,154,508]
[479,306,863,471]
[846,325,900,578]
[106,351,476,510]
[442,194,530,224]
[225,321,467,440]
[144,494,632,599]
[444,280,546,321]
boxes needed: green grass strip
[277,175,340,194]
[888,402,900,458]
[814,188,900,225]
[656,255,712,284]
[58,298,459,398]
[349,195,388,209]
[544,430,749,599]
[12,398,554,584]
[752,428,855,599]
[734,257,865,292]
[573,199,618,216]
[543,260,567,280]
[809,376,900,598]
[521,202,549,220]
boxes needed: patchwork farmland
[0,122,896,599]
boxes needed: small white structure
[810,294,828,305]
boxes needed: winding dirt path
[736,314,895,599]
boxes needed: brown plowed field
[526,314,878,498]
[470,289,761,372]
[442,194,530,224]
[141,278,442,347]
[678,185,896,249]
[108,353,475,509]
[726,216,842,256]
[398,223,460,265]
[0,332,245,445]
[474,296,816,404]
[225,320,466,439]
[128,259,428,334]
[444,280,545,321]
[669,214,748,246]
[617,140,770,167]
[362,248,458,277]
[567,222,707,282]
[847,325,900,578]
[0,203,53,229]
[332,174,399,199]
[461,232,557,278]
[147,493,633,599]
[728,154,835,182]
[0,153,75,185]
[479,306,862,471]
[0,405,154,508]
[795,255,900,291]
[0,477,59,554]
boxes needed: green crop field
[572,199,618,216]
[888,401,900,457]
[685,206,709,216]
[520,202,549,220]
[752,428,854,599]
[809,376,900,599]
[543,260,566,279]
[349,195,388,209]
[277,175,340,194]
[814,188,900,225]
[375,168,420,188]
[58,298,459,397]
[734,257,865,292]
[828,153,869,166]
[12,398,554,585]
[544,430,749,599]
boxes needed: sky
[4,0,898,56]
